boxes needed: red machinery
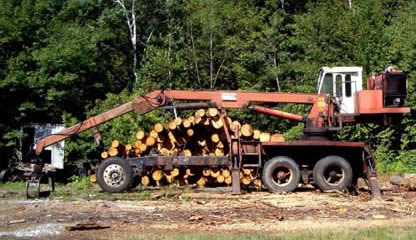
[33,67,410,198]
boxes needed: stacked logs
[99,108,285,189]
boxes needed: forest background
[1,0,415,173]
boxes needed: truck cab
[317,66,363,114]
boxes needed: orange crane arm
[35,90,327,155]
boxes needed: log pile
[99,108,285,189]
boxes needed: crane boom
[35,90,327,155]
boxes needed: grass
[0,178,189,201]
[125,227,416,240]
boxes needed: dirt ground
[0,179,416,239]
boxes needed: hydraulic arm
[35,90,330,155]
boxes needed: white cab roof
[320,66,363,73]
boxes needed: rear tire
[262,156,301,192]
[313,155,353,191]
[97,158,133,193]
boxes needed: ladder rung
[242,164,260,167]
[242,153,260,156]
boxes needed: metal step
[242,164,261,168]
[242,153,260,156]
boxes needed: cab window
[345,74,352,97]
[335,75,342,97]
[321,73,333,95]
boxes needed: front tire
[262,156,301,192]
[313,155,353,191]
[97,158,133,193]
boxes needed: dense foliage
[1,0,415,172]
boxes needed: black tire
[313,155,353,191]
[97,158,133,193]
[262,156,301,192]
[0,169,9,182]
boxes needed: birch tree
[113,0,138,85]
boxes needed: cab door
[334,73,355,114]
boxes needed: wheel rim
[323,166,345,186]
[271,166,293,187]
[103,164,126,187]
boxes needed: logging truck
[33,66,409,198]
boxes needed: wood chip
[65,221,110,231]
[8,219,26,225]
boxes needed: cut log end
[211,133,220,143]
[141,176,150,186]
[153,123,164,133]
[136,130,145,140]
[207,108,218,117]
[168,120,177,130]
[241,124,254,137]
[111,140,120,148]
[101,152,108,159]
[145,136,156,146]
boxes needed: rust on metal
[261,140,366,147]
[130,156,230,167]
[356,90,410,114]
